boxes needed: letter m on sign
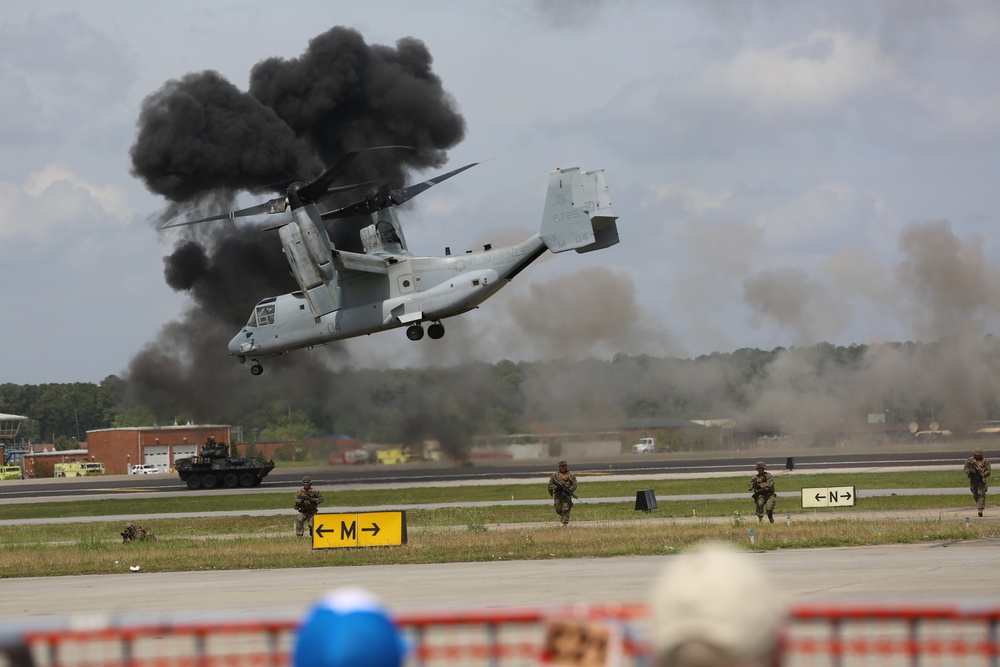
[341,520,357,540]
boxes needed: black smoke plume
[126,27,465,422]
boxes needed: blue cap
[294,588,407,667]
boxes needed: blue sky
[3,1,1000,384]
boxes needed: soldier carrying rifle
[294,476,325,538]
[964,448,992,517]
[748,461,776,524]
[548,460,578,526]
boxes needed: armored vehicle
[174,439,275,490]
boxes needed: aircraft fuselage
[229,236,546,359]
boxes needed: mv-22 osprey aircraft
[165,149,619,375]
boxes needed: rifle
[969,464,985,482]
[551,476,580,501]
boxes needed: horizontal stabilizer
[575,219,620,254]
[539,167,618,253]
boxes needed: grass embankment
[0,471,991,578]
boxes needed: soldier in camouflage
[294,476,325,538]
[121,522,155,542]
[548,460,578,526]
[964,447,992,517]
[748,461,776,523]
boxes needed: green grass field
[0,470,990,578]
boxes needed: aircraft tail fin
[539,167,619,254]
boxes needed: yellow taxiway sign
[312,510,407,549]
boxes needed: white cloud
[647,182,732,216]
[418,193,461,217]
[0,163,134,241]
[758,181,878,251]
[715,31,896,116]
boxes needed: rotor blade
[162,197,287,229]
[325,179,379,195]
[387,162,480,206]
[321,183,395,220]
[296,146,414,203]
[320,162,479,221]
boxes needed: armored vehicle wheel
[186,475,202,490]
[223,473,239,488]
[202,474,219,489]
[252,477,263,486]
[239,472,256,488]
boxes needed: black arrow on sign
[362,523,381,537]
[814,493,826,502]
[315,524,329,539]
[843,491,852,501]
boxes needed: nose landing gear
[250,361,264,375]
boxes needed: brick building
[87,425,232,474]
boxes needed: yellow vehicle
[0,465,22,480]
[375,448,415,465]
[54,462,106,477]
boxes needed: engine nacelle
[279,220,340,317]
[280,221,323,290]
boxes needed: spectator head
[649,541,784,667]
[294,587,407,667]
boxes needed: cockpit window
[249,303,276,327]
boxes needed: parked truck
[376,448,416,464]
[54,462,106,477]
[632,437,656,454]
[0,465,23,480]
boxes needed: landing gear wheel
[406,324,424,341]
[223,473,239,488]
[186,476,202,490]
[202,474,219,490]
[427,322,445,339]
[251,361,264,376]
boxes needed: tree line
[3,337,999,453]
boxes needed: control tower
[0,413,28,464]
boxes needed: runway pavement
[3,540,1000,625]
